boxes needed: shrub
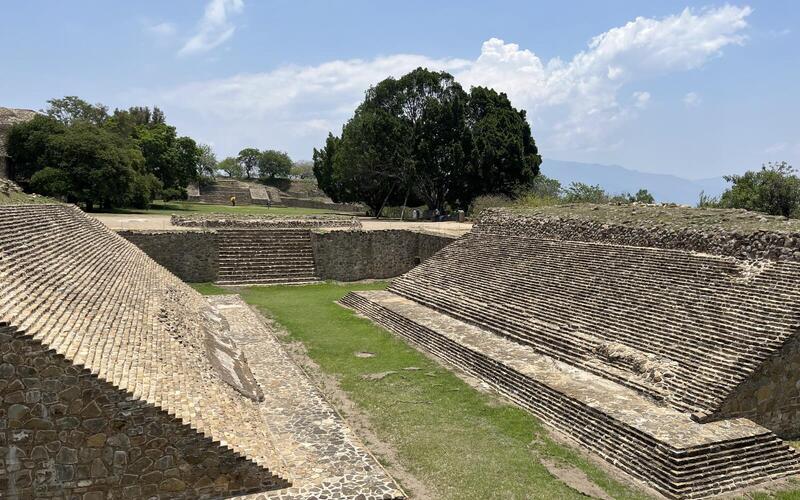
[469,194,514,216]
[161,187,188,202]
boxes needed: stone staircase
[387,233,800,419]
[197,179,253,205]
[340,218,800,498]
[216,228,320,285]
[341,291,800,499]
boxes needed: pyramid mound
[343,206,800,498]
[0,204,288,498]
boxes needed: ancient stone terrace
[0,204,401,499]
[342,206,800,498]
[171,213,362,229]
[191,179,255,205]
[171,214,362,285]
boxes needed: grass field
[200,281,651,500]
[100,200,350,216]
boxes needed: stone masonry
[118,229,219,283]
[0,204,404,499]
[118,225,455,284]
[310,229,456,282]
[342,206,800,498]
[171,213,362,229]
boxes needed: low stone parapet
[171,213,362,229]
[476,206,800,262]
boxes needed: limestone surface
[342,207,800,499]
[0,204,403,498]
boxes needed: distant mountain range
[541,159,729,206]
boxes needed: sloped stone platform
[209,295,403,500]
[389,228,800,427]
[340,291,800,499]
[0,204,402,499]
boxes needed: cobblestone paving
[208,295,404,500]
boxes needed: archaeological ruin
[0,204,403,499]
[189,178,363,212]
[5,194,800,499]
[341,205,800,499]
[118,213,455,285]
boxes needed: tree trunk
[376,183,397,219]
[400,187,410,220]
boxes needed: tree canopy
[313,68,542,216]
[218,157,242,178]
[258,150,292,179]
[6,96,203,209]
[717,162,800,217]
[237,148,260,179]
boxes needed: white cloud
[633,91,651,109]
[157,5,751,157]
[179,0,244,56]
[683,91,702,107]
[146,22,177,38]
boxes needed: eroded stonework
[342,207,800,498]
[209,296,403,500]
[0,204,403,499]
[171,213,361,229]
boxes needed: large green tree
[461,86,541,207]
[315,68,541,214]
[133,123,200,191]
[333,109,412,216]
[312,133,342,201]
[197,144,217,179]
[25,121,145,210]
[7,97,204,209]
[6,115,67,181]
[258,150,292,179]
[45,96,109,126]
[237,148,260,179]
[218,157,242,178]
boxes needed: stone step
[215,277,321,285]
[340,290,800,500]
[218,269,316,277]
[386,233,800,416]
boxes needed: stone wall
[119,227,455,283]
[0,328,285,499]
[711,335,800,438]
[476,207,800,262]
[311,229,456,281]
[171,214,361,229]
[118,230,218,283]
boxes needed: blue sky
[2,1,798,179]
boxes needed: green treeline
[7,97,204,210]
